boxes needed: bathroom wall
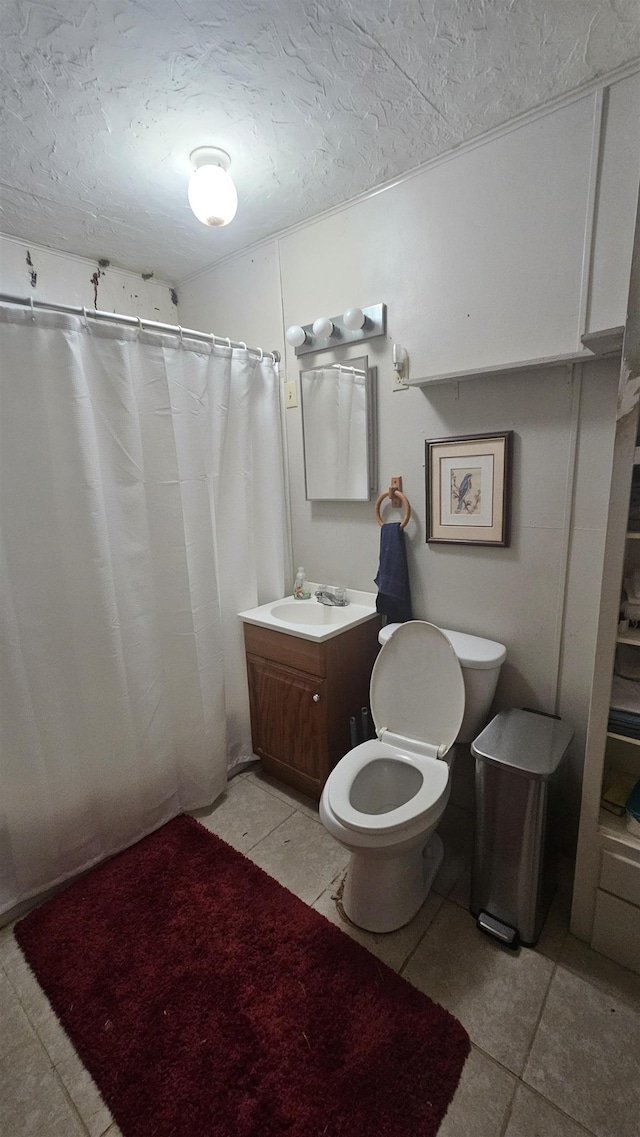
[1,72,637,849]
[179,70,640,847]
[0,233,177,321]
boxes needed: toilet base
[342,832,444,933]
[423,831,444,892]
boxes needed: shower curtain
[0,306,287,916]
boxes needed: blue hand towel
[374,522,413,622]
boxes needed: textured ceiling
[1,0,639,283]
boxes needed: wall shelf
[580,326,625,355]
[607,731,640,747]
[616,630,640,645]
[405,327,624,388]
[598,808,640,852]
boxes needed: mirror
[300,356,376,501]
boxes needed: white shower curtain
[0,306,287,916]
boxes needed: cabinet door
[246,655,327,786]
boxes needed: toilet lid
[370,621,465,754]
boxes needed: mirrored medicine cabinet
[299,355,377,501]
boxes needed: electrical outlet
[392,372,409,391]
[284,379,298,408]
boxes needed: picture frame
[425,431,513,546]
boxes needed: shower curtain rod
[0,293,281,364]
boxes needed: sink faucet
[315,586,349,607]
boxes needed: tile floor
[1,766,640,1137]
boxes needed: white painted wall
[0,234,177,321]
[179,74,639,847]
[180,244,283,352]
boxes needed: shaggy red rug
[16,815,469,1137]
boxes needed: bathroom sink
[270,601,371,627]
[239,588,379,642]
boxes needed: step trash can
[470,708,573,948]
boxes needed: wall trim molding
[577,90,607,349]
[178,59,640,286]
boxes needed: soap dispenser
[293,567,307,599]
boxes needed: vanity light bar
[288,303,386,357]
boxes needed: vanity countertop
[239,587,379,642]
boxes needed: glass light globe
[343,306,365,331]
[286,325,307,348]
[312,316,334,338]
[188,164,238,227]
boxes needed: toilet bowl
[320,620,506,932]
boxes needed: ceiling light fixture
[188,147,238,227]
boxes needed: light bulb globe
[286,325,307,348]
[312,316,334,338]
[343,306,365,331]
[188,164,238,227]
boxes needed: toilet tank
[437,628,506,743]
[378,623,506,745]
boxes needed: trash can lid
[470,708,573,779]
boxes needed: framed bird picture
[425,432,512,546]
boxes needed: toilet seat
[327,738,449,834]
[326,622,465,835]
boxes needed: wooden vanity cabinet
[243,617,382,799]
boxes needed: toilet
[319,620,506,933]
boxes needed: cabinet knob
[312,693,321,703]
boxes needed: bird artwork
[455,471,472,512]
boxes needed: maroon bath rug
[16,814,469,1136]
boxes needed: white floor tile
[504,1084,594,1136]
[243,767,320,819]
[247,811,349,904]
[524,966,640,1137]
[0,1038,86,1136]
[37,1016,112,1137]
[438,1046,516,1137]
[559,933,640,1013]
[0,970,35,1061]
[191,777,295,852]
[403,901,554,1074]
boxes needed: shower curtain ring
[178,325,184,345]
[82,306,90,330]
[30,296,35,322]
[137,317,143,337]
[239,341,247,351]
[257,347,263,361]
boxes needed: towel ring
[374,489,411,530]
